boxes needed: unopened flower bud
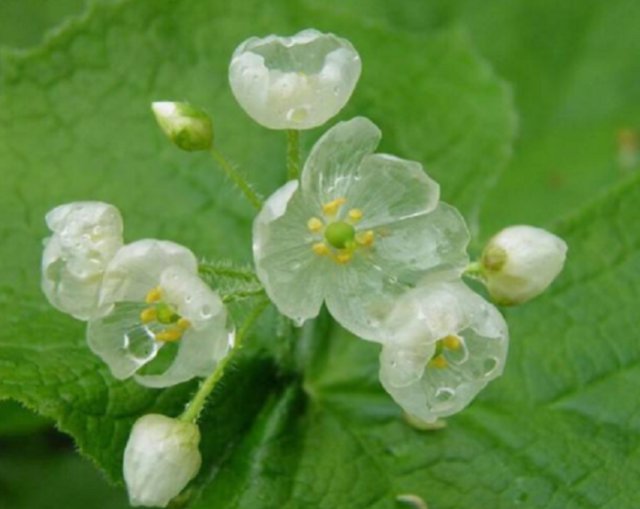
[151,101,213,151]
[481,225,567,305]
[123,414,202,507]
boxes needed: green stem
[222,287,266,304]
[463,260,486,283]
[198,262,259,282]
[210,148,262,210]
[179,298,270,424]
[286,129,301,180]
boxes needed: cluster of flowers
[41,29,567,508]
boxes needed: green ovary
[324,221,356,249]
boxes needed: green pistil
[324,221,356,249]
[156,302,180,324]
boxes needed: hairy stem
[210,148,262,210]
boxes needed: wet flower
[253,117,470,341]
[229,29,361,130]
[481,225,567,305]
[87,239,233,388]
[379,276,509,423]
[124,414,201,507]
[41,201,123,320]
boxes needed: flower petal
[42,201,123,320]
[229,29,361,130]
[370,202,470,285]
[301,117,381,204]
[379,279,509,423]
[347,154,440,229]
[253,181,326,325]
[99,239,197,309]
[86,301,163,379]
[135,266,233,388]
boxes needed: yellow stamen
[335,251,353,264]
[140,307,157,324]
[145,287,163,304]
[155,328,183,342]
[430,355,448,369]
[356,230,375,247]
[177,318,191,330]
[348,208,363,222]
[322,197,346,216]
[312,242,330,256]
[307,217,324,233]
[442,335,462,351]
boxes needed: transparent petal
[229,30,361,130]
[324,255,407,342]
[87,302,164,380]
[379,279,509,423]
[99,239,198,308]
[346,153,440,229]
[253,181,326,325]
[369,202,470,286]
[301,117,381,204]
[42,237,105,320]
[42,201,123,319]
[135,267,233,388]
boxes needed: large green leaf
[311,0,640,236]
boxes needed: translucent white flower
[87,239,233,388]
[229,29,361,130]
[379,277,509,423]
[151,101,213,152]
[253,117,470,341]
[41,201,123,320]
[124,414,201,508]
[482,225,568,305]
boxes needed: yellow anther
[322,197,346,216]
[177,318,191,330]
[155,327,183,342]
[356,230,375,247]
[140,307,157,324]
[307,217,324,233]
[442,335,462,351]
[145,287,163,304]
[430,355,448,369]
[348,208,363,222]
[312,242,330,256]
[335,251,353,264]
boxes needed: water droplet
[333,85,340,95]
[185,295,193,304]
[435,387,455,403]
[200,305,213,319]
[123,325,159,365]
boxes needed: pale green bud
[482,225,568,305]
[123,414,202,507]
[151,101,213,151]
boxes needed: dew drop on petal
[200,305,213,319]
[123,325,160,365]
[435,387,455,403]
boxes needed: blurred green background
[0,0,638,508]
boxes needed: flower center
[306,197,375,265]
[429,334,462,369]
[324,221,355,249]
[140,287,191,342]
